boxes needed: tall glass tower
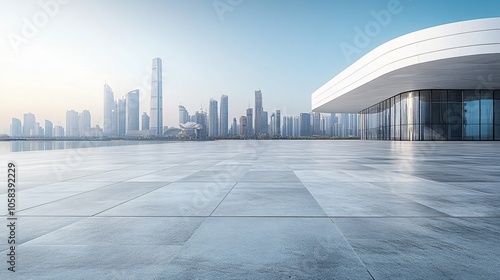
[209,98,219,137]
[103,83,115,136]
[246,107,253,136]
[178,105,189,125]
[11,118,22,137]
[127,89,140,133]
[150,58,163,136]
[220,95,228,136]
[254,90,263,135]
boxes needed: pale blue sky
[1,0,500,134]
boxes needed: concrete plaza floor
[1,140,499,279]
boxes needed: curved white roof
[312,18,500,113]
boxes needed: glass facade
[360,90,500,140]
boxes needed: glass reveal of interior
[360,90,500,140]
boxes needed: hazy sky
[1,0,500,134]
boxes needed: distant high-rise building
[117,98,126,137]
[275,110,281,136]
[321,114,331,136]
[178,105,189,126]
[270,113,276,136]
[103,83,118,136]
[66,110,79,137]
[254,90,263,135]
[79,110,91,136]
[293,116,300,137]
[53,126,64,137]
[10,118,21,137]
[299,113,311,137]
[349,113,359,137]
[246,108,253,136]
[209,98,219,137]
[195,111,208,138]
[150,57,163,136]
[127,90,140,133]
[141,112,150,130]
[35,122,43,136]
[141,112,150,131]
[230,117,238,135]
[281,116,290,136]
[220,95,228,136]
[312,112,321,136]
[45,120,53,137]
[23,113,36,136]
[262,111,268,135]
[339,113,349,137]
[239,116,248,136]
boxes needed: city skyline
[3,0,500,134]
[7,84,360,139]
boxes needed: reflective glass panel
[495,91,500,140]
[463,90,480,140]
[447,90,462,140]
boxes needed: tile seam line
[328,218,376,280]
[91,183,172,216]
[15,184,171,246]
[208,181,239,217]
[15,178,141,213]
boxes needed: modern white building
[312,18,500,140]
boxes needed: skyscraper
[220,95,228,136]
[178,105,189,125]
[263,111,268,135]
[53,126,64,137]
[66,110,79,137]
[293,116,300,137]
[230,117,238,135]
[209,98,219,137]
[299,113,311,137]
[275,110,281,136]
[312,112,321,136]
[270,113,276,135]
[195,111,208,139]
[254,90,263,135]
[11,118,21,137]
[79,110,91,136]
[142,112,150,131]
[150,58,163,136]
[349,113,359,137]
[45,120,53,137]
[35,122,43,136]
[127,90,140,133]
[246,107,253,136]
[118,98,127,137]
[283,116,294,137]
[239,116,248,136]
[103,83,116,136]
[23,113,35,136]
